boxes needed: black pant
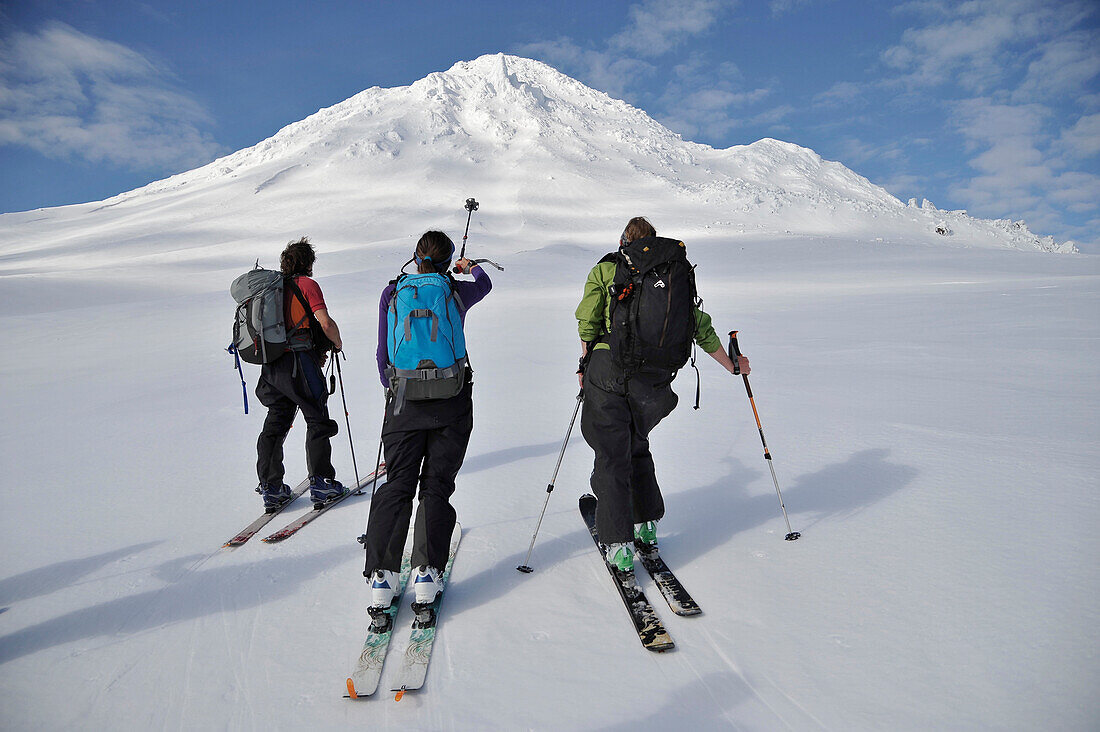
[255,350,338,485]
[362,382,473,574]
[581,349,677,545]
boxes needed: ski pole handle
[455,197,479,268]
[728,331,742,375]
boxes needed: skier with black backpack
[361,230,492,617]
[232,237,348,513]
[576,217,749,574]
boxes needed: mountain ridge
[0,53,1077,256]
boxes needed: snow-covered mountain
[0,53,1075,270]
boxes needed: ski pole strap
[577,347,594,375]
[227,344,249,414]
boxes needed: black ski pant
[362,384,472,574]
[255,350,338,485]
[580,348,677,545]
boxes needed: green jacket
[575,260,722,353]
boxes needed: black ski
[261,463,387,544]
[223,478,311,547]
[579,494,674,652]
[634,544,702,616]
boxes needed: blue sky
[1,1,1097,250]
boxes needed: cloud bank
[0,22,224,171]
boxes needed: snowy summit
[0,53,1076,265]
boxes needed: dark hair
[415,230,455,274]
[622,216,656,244]
[280,236,316,277]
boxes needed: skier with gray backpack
[229,237,348,513]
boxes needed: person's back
[363,230,492,620]
[253,237,346,512]
[576,217,749,574]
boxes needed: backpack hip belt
[385,356,468,415]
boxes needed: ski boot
[257,482,293,513]
[633,520,658,556]
[309,476,347,509]
[366,569,398,632]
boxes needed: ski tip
[346,678,358,699]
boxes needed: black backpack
[603,236,698,373]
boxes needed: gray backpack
[230,267,288,365]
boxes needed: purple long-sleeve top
[376,266,493,387]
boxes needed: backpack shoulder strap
[284,276,313,330]
[285,276,335,353]
[443,272,467,314]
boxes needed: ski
[391,522,462,700]
[634,544,702,616]
[261,463,387,544]
[345,547,414,699]
[223,478,311,547]
[579,494,674,652]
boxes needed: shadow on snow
[0,546,349,665]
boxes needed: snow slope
[0,54,1096,731]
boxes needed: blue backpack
[385,272,468,413]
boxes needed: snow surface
[0,53,1097,730]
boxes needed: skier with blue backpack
[362,229,492,614]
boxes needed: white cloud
[879,1,1099,244]
[749,104,795,126]
[947,98,1099,230]
[769,0,815,16]
[813,81,865,108]
[884,0,1096,95]
[611,0,728,57]
[1015,31,1100,102]
[1054,114,1100,159]
[518,38,653,100]
[518,1,753,144]
[838,137,907,166]
[951,99,1047,147]
[0,22,223,171]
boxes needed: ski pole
[453,197,504,273]
[333,351,361,490]
[458,197,477,262]
[369,397,388,500]
[355,400,389,548]
[728,331,800,541]
[517,390,584,573]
